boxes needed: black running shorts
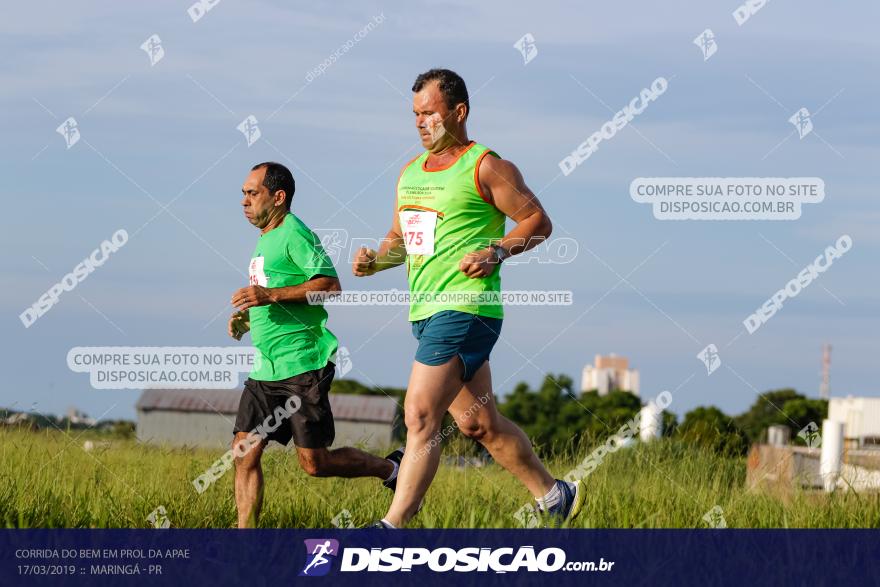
[233,362,336,449]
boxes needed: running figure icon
[302,540,335,575]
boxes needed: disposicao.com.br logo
[300,539,613,574]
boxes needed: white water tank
[820,419,844,492]
[639,404,663,442]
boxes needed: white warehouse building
[828,396,880,448]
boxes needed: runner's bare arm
[230,275,341,311]
[352,206,407,276]
[480,156,552,254]
[459,157,552,278]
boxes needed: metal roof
[329,393,399,423]
[136,388,398,423]
[136,389,241,415]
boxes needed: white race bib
[399,210,438,256]
[249,256,267,286]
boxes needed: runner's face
[413,81,455,151]
[241,167,282,229]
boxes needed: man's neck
[261,211,288,234]
[429,134,471,157]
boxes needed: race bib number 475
[399,210,438,256]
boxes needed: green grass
[1,428,877,528]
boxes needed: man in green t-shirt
[229,162,402,528]
[353,69,584,528]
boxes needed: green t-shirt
[247,213,338,381]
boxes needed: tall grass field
[1,429,877,528]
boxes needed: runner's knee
[232,433,262,469]
[458,419,488,441]
[404,405,442,437]
[298,449,329,477]
[456,414,496,443]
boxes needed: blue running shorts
[412,310,502,382]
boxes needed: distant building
[66,406,96,427]
[749,398,880,495]
[828,396,880,449]
[4,412,31,426]
[135,389,399,450]
[581,354,640,396]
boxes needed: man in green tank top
[353,69,584,528]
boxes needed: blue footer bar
[2,529,876,585]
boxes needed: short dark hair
[412,68,470,118]
[252,162,295,210]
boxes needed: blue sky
[2,0,878,421]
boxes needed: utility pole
[820,343,831,400]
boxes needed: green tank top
[396,141,506,322]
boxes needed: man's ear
[455,103,468,123]
[274,190,286,207]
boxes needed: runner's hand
[231,285,274,311]
[353,247,378,276]
[228,310,250,340]
[459,248,498,278]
